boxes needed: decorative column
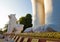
[31,0,45,28]
[44,0,60,31]
[31,0,40,27]
[37,0,45,25]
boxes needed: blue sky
[0,0,32,28]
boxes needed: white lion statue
[7,14,24,34]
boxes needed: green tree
[19,17,26,25]
[3,24,8,33]
[19,14,33,32]
[0,29,3,34]
[25,14,32,27]
[19,17,26,31]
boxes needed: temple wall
[44,0,60,31]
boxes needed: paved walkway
[0,39,4,42]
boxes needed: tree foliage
[19,14,33,32]
[0,29,3,34]
[3,24,8,33]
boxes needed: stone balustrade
[3,32,60,42]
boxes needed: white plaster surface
[44,0,60,31]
